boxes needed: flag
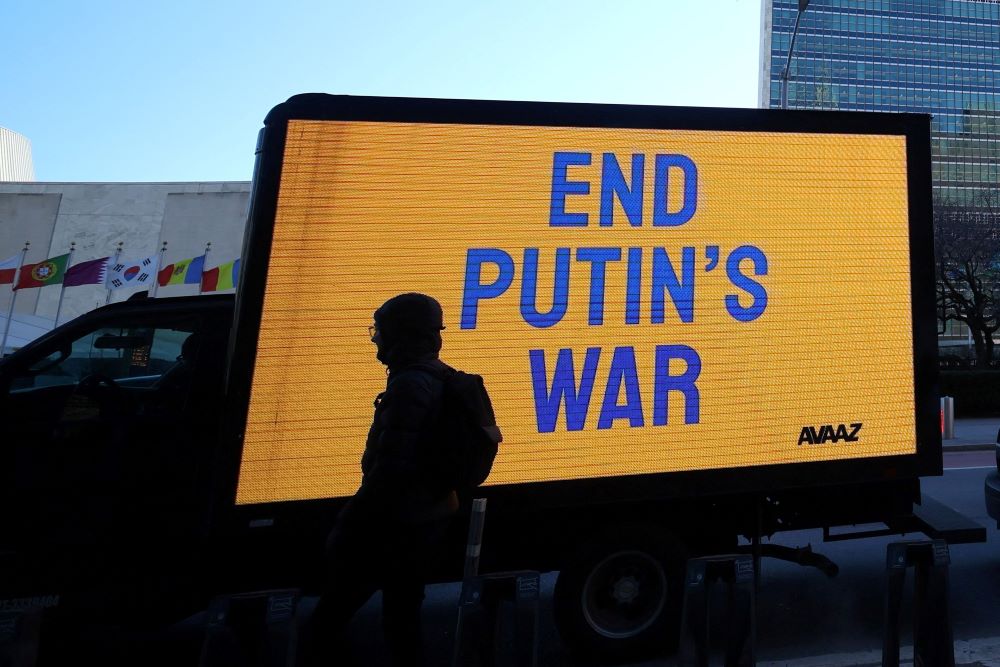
[157,263,174,287]
[0,254,20,285]
[202,258,240,292]
[64,257,109,287]
[15,254,70,290]
[107,255,159,289]
[158,255,205,287]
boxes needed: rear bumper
[986,471,1000,526]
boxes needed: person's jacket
[341,357,459,526]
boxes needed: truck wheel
[553,527,685,662]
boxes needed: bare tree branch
[936,191,1000,363]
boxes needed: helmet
[372,293,445,366]
[373,293,444,336]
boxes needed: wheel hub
[580,549,669,639]
[612,575,640,604]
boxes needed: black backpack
[417,364,502,491]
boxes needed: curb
[943,443,996,452]
[756,637,1000,667]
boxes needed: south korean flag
[106,255,159,289]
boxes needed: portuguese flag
[15,253,70,290]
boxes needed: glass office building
[760,0,1000,209]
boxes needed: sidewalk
[946,418,1000,449]
[754,635,1000,666]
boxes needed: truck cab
[0,295,234,630]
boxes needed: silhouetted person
[305,293,458,667]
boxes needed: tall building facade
[759,0,1000,209]
[0,128,35,182]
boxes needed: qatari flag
[64,257,109,287]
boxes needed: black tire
[553,525,686,663]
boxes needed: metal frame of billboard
[216,94,939,521]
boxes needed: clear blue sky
[3,0,762,183]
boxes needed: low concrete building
[0,181,251,352]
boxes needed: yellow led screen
[236,119,915,505]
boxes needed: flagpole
[105,241,123,305]
[54,243,75,327]
[151,242,167,298]
[0,241,29,357]
[199,242,211,295]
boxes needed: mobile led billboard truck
[211,95,954,658]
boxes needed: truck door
[0,308,228,619]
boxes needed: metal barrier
[678,554,756,667]
[199,589,300,667]
[452,499,540,667]
[882,540,954,667]
[0,608,43,667]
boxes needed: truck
[0,94,985,664]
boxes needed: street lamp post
[779,0,811,110]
